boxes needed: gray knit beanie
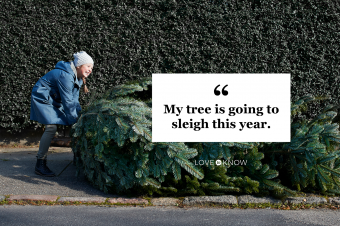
[73,51,94,67]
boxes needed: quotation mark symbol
[214,84,228,96]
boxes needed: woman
[30,51,94,177]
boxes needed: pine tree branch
[262,149,291,154]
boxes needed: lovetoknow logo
[194,159,247,166]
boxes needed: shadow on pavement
[0,148,118,198]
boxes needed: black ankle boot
[35,159,56,177]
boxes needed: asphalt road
[1,205,339,226]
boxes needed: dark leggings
[36,124,57,160]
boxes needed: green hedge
[1,0,340,133]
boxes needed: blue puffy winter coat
[30,61,83,125]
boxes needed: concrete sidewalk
[0,147,164,205]
[0,147,116,198]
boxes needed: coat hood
[55,61,83,87]
[55,61,75,75]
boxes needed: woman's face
[76,63,93,79]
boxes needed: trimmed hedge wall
[1,0,340,133]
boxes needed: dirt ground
[0,143,39,148]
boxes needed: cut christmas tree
[70,78,340,198]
